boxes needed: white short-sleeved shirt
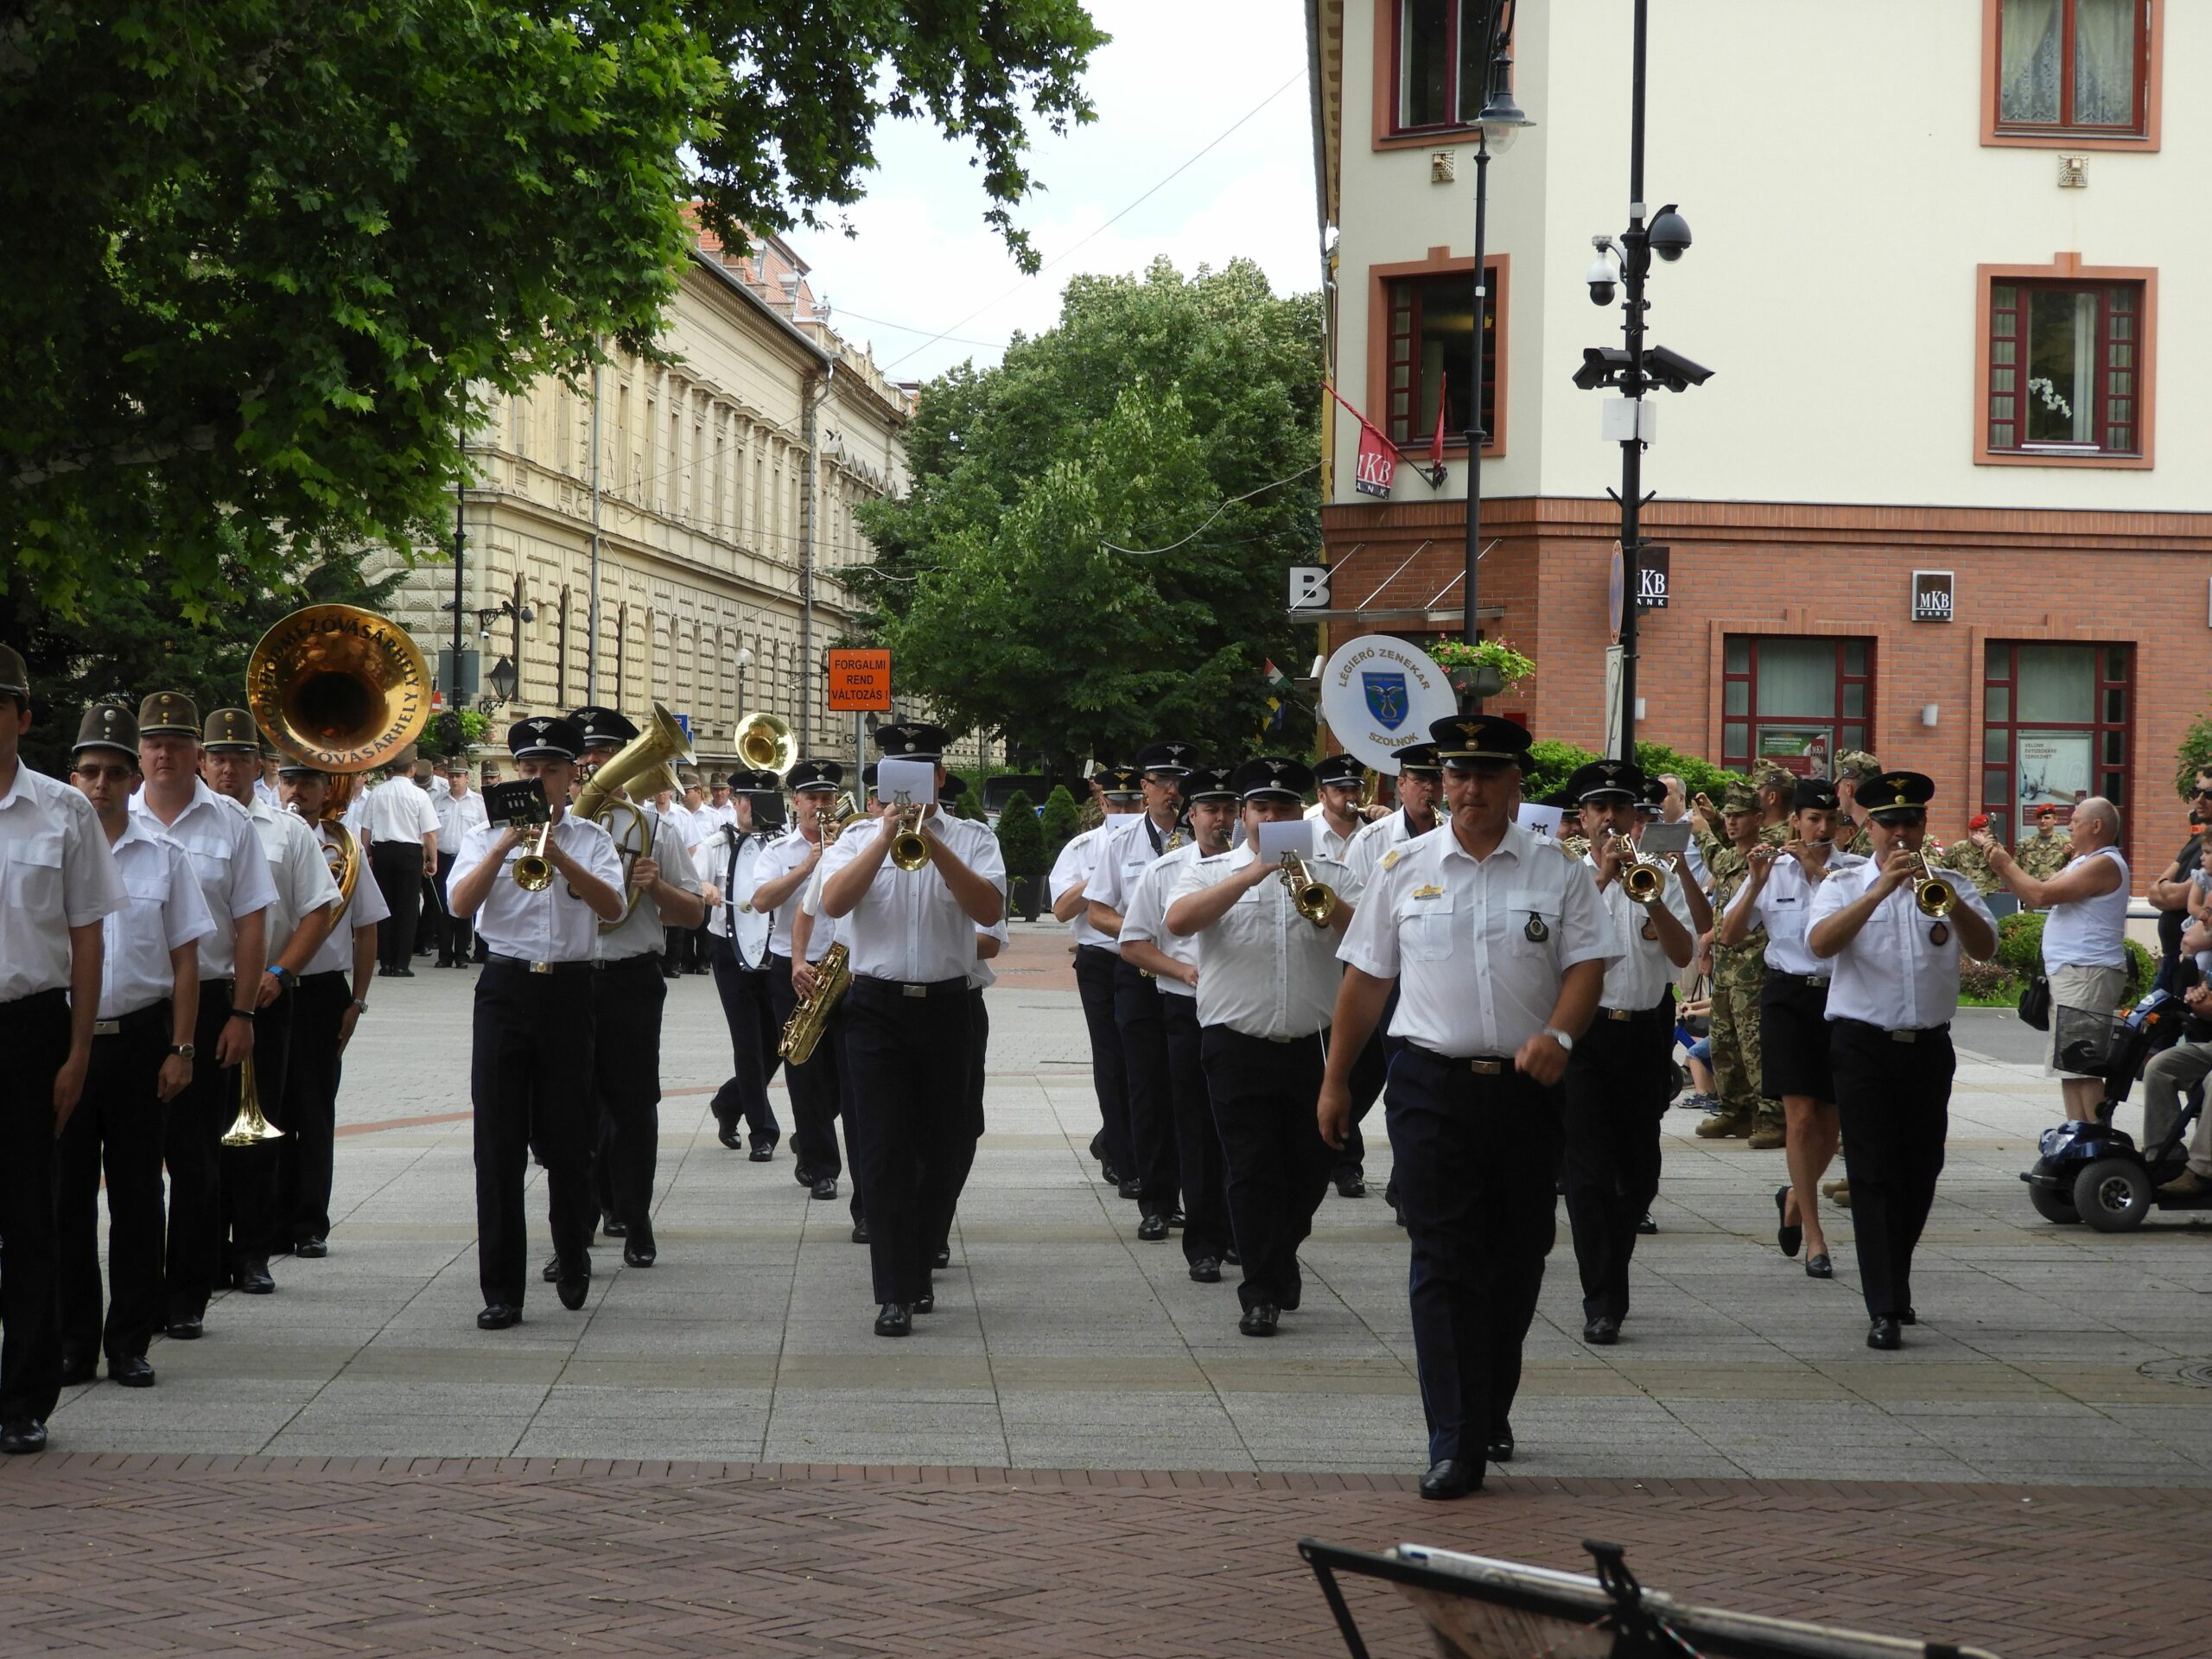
[1338,822,1616,1057]
[131,779,278,982]
[1115,840,1207,1000]
[363,775,441,847]
[302,822,389,978]
[1809,859,1997,1031]
[968,906,1011,990]
[819,810,1008,985]
[753,828,840,963]
[1086,812,1186,957]
[1313,811,1364,866]
[1168,847,1352,1039]
[596,802,702,963]
[1731,852,1865,976]
[244,795,343,958]
[1584,851,1696,1013]
[434,785,489,851]
[451,813,622,963]
[1048,819,1125,950]
[92,815,213,1019]
[705,826,774,967]
[0,763,127,1002]
[1344,807,1446,893]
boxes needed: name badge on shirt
[1412,884,1444,900]
[1524,912,1549,943]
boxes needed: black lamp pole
[1614,0,1651,761]
[1461,126,1491,648]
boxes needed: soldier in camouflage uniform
[1831,753,1882,858]
[1692,779,1778,1143]
[1754,765,1795,847]
[2015,805,2075,880]
[1936,814,2004,894]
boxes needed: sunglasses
[2192,788,2212,801]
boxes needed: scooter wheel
[2026,1183,2081,1225]
[2071,1157,2152,1233]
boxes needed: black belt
[853,974,970,1000]
[1406,1043,1515,1077]
[0,986,69,1017]
[1599,1003,1666,1022]
[593,952,664,974]
[1837,1017,1949,1045]
[486,953,593,976]
[1770,969,1831,989]
[94,1001,170,1039]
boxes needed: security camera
[1644,343,1715,391]
[1586,237,1618,306]
[1647,203,1693,263]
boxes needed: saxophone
[778,943,852,1064]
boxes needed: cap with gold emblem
[1134,740,1199,779]
[1563,758,1648,804]
[1096,766,1143,801]
[1834,751,1883,785]
[506,715,583,760]
[1230,756,1315,802]
[1390,741,1444,777]
[1313,754,1365,789]
[138,690,201,739]
[201,707,260,753]
[0,643,28,702]
[786,759,843,794]
[568,706,638,752]
[1855,771,1935,819]
[1427,713,1534,768]
[1182,765,1238,804]
[72,702,139,760]
[874,722,948,762]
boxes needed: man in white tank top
[1974,798,2129,1122]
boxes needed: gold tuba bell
[577,700,693,821]
[734,710,797,778]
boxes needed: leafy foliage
[1037,785,1084,868]
[952,787,986,823]
[995,790,1045,883]
[2,0,1103,620]
[1636,741,1735,805]
[420,709,493,760]
[1995,911,2045,979]
[2173,711,2212,800]
[1522,740,1599,803]
[854,259,1322,777]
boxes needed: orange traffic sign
[825,647,893,712]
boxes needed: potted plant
[1428,639,1535,707]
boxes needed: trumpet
[1278,850,1339,927]
[219,1052,284,1147]
[890,797,930,871]
[513,819,555,891]
[1605,832,1668,905]
[1914,850,1957,918]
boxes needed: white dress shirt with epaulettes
[1584,850,1697,1014]
[1808,859,1996,1031]
[753,827,841,962]
[1168,847,1352,1040]
[243,795,343,958]
[434,784,489,851]
[1338,823,1617,1058]
[94,816,216,1019]
[1085,812,1185,957]
[302,821,389,978]
[0,765,126,1003]
[596,801,702,963]
[819,811,1008,985]
[1732,851,1866,976]
[1047,819,1122,950]
[451,814,622,963]
[1113,840,1207,1000]
[1344,806,1446,893]
[131,779,278,983]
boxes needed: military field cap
[0,643,27,701]
[1134,740,1199,779]
[261,743,283,761]
[1857,771,1935,818]
[202,707,261,753]
[1230,756,1313,802]
[1792,777,1840,812]
[1719,778,1760,814]
[72,702,139,760]
[709,772,730,790]
[1756,763,1797,792]
[1313,754,1365,789]
[1834,750,1882,784]
[1427,714,1532,769]
[568,705,638,751]
[726,768,781,795]
[507,715,583,760]
[1564,758,1647,803]
[412,760,435,782]
[276,760,328,779]
[1390,742,1444,776]
[1182,765,1237,804]
[138,690,201,738]
[874,722,947,761]
[1096,766,1143,800]
[678,767,703,789]
[787,759,843,793]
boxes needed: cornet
[1278,851,1339,927]
[1605,832,1668,905]
[890,797,930,871]
[513,818,555,891]
[1914,850,1957,918]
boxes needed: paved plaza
[3,923,2208,1655]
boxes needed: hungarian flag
[1326,382,1395,499]
[1428,372,1449,470]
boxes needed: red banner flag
[1428,372,1448,470]
[1325,382,1395,499]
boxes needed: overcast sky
[794,0,1320,385]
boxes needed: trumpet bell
[1915,853,1957,918]
[219,1054,285,1147]
[1623,861,1666,903]
[734,710,797,777]
[890,803,930,871]
[247,605,430,773]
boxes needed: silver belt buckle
[92,1019,121,1037]
[1468,1058,1503,1076]
[902,982,927,999]
[1890,1027,1918,1043]
[530,961,553,976]
[1605,1007,1632,1022]
[1806,974,1829,988]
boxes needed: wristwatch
[168,1043,196,1060]
[1541,1026,1575,1053]
[349,999,370,1014]
[266,964,293,988]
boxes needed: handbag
[2018,973,2052,1031]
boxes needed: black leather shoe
[874,1303,912,1338]
[748,1141,776,1162]
[1867,1315,1902,1350]
[0,1421,49,1455]
[1804,1253,1834,1279]
[1419,1459,1475,1500]
[601,1214,628,1237]
[1485,1431,1515,1465]
[1583,1315,1621,1346]
[811,1176,839,1201]
[1188,1256,1222,1283]
[716,1122,743,1149]
[1166,1211,1185,1230]
[932,1246,950,1269]
[1117,1177,1142,1200]
[234,1256,275,1294]
[622,1224,656,1268]
[541,1255,561,1283]
[913,1292,935,1314]
[293,1237,328,1259]
[1223,1247,1242,1266]
[1776,1185,1802,1258]
[793,1164,818,1187]
[59,1348,97,1387]
[391,966,415,978]
[164,1318,202,1341]
[851,1220,870,1244]
[1899,1306,1918,1325]
[1137,1213,1170,1242]
[1099,1158,1121,1185]
[111,1356,156,1388]
[1333,1167,1367,1198]
[1637,1211,1658,1236]
[1237,1303,1280,1338]
[476,1304,521,1331]
[556,1260,590,1311]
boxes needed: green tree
[1522,740,1599,803]
[1037,784,1084,869]
[995,789,1045,919]
[855,259,1321,777]
[2173,711,2212,799]
[1635,741,1733,805]
[952,787,986,822]
[3,0,1104,621]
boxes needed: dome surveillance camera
[1586,252,1618,307]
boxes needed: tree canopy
[2,0,1103,621]
[854,258,1322,779]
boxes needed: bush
[1995,910,2044,978]
[996,790,1045,884]
[1636,741,1733,805]
[2126,937,2156,997]
[1522,738,1599,802]
[1957,957,2020,1004]
[952,787,985,822]
[2174,711,2212,801]
[1038,784,1083,867]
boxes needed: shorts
[2047,961,2127,1077]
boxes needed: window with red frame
[1719,637,1874,779]
[1394,0,1493,132]
[1987,279,2142,455]
[1980,641,2130,850]
[1995,0,2148,137]
[1384,271,1497,448]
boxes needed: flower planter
[1450,664,1506,707]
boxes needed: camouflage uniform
[1694,781,1778,1140]
[2016,830,2075,881]
[1936,837,2001,894]
[1832,751,1883,861]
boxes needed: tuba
[246,604,429,925]
[734,710,797,778]
[778,942,851,1063]
[575,701,693,929]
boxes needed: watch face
[171,1044,196,1059]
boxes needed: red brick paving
[1,1459,2199,1656]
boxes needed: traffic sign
[825,647,893,712]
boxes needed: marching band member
[1719,777,1860,1277]
[201,708,341,1296]
[1807,771,1995,1350]
[819,723,1006,1338]
[130,691,276,1342]
[704,768,784,1158]
[1166,757,1354,1338]
[1560,759,1694,1347]
[1309,753,1381,863]
[789,775,873,1241]
[1116,764,1237,1281]
[0,652,125,1452]
[933,771,1010,1270]
[1049,764,1141,1192]
[1086,740,1198,1240]
[448,716,624,1330]
[572,706,704,1268]
[1321,715,1611,1500]
[273,762,388,1260]
[60,705,200,1392]
[750,759,850,1201]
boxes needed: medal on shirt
[1524,912,1548,943]
[1929,920,1949,945]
